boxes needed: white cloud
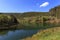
[40,2,49,7]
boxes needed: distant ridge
[0,5,60,18]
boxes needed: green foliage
[43,16,51,22]
[0,14,12,24]
[0,14,19,28]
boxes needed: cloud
[40,2,49,7]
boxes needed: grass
[22,27,60,40]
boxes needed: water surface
[0,30,38,40]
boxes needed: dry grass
[22,27,60,40]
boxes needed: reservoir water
[0,23,59,40]
[0,30,38,40]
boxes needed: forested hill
[20,12,49,17]
[0,12,49,17]
[0,5,59,29]
[0,5,60,18]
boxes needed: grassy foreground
[22,27,60,40]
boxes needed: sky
[0,0,60,12]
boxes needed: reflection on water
[0,30,38,40]
[0,23,60,40]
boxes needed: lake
[0,30,38,40]
[0,23,60,40]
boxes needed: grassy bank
[22,27,60,40]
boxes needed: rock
[49,5,60,19]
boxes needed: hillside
[0,14,19,29]
[0,5,59,30]
[49,5,60,18]
[0,5,60,19]
[20,12,49,17]
[22,27,60,40]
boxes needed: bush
[0,14,18,26]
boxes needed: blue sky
[0,0,60,12]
